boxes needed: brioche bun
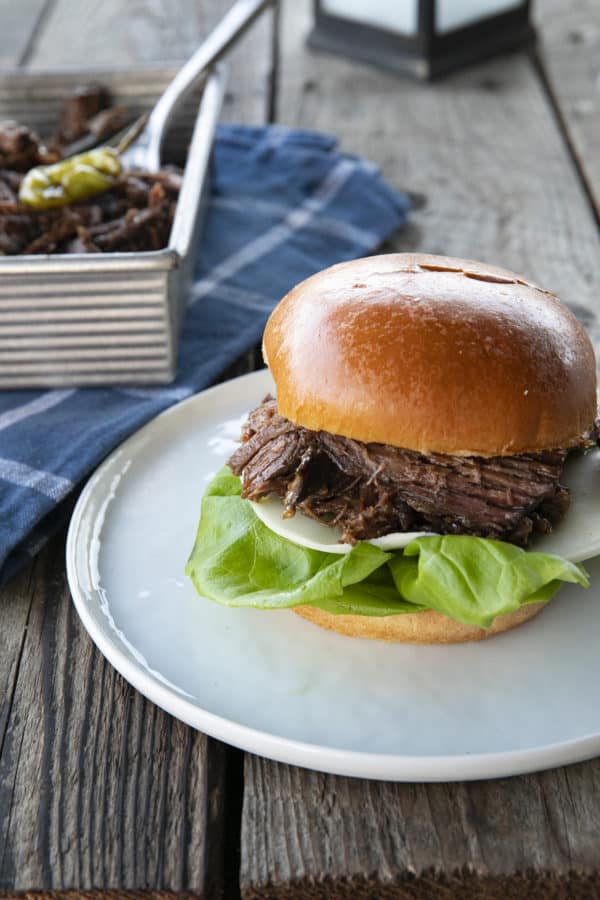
[293,601,546,644]
[263,253,597,456]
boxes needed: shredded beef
[0,121,56,171]
[228,396,579,547]
[0,167,181,255]
[56,84,111,144]
[0,88,182,256]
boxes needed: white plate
[67,369,600,782]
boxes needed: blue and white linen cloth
[0,124,410,585]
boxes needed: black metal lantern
[308,0,534,80]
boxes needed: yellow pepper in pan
[19,147,123,208]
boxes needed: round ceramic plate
[67,369,600,782]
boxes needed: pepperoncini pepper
[19,147,123,209]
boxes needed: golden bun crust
[293,601,546,644]
[263,253,597,455]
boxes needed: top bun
[263,253,597,456]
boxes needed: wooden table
[1,1,600,897]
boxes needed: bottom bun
[293,602,546,644]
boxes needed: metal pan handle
[129,0,275,171]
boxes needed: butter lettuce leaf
[312,565,424,616]
[389,536,589,628]
[185,469,589,627]
[185,468,408,611]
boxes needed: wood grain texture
[0,567,34,764]
[240,1,600,897]
[535,0,600,219]
[0,892,204,899]
[274,0,600,356]
[24,0,275,124]
[0,532,227,894]
[242,759,600,899]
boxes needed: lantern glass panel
[319,0,418,36]
[436,0,524,33]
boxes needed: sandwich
[186,254,598,643]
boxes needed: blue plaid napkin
[0,124,410,585]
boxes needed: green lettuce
[185,468,589,628]
[390,537,588,628]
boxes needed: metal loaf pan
[0,66,224,388]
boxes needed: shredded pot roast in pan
[0,85,181,255]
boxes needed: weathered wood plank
[0,0,49,69]
[240,1,600,897]
[535,0,600,219]
[0,893,206,899]
[27,0,224,65]
[0,893,205,899]
[242,758,600,899]
[0,567,34,761]
[0,532,226,894]
[24,0,275,124]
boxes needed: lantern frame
[307,0,534,80]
